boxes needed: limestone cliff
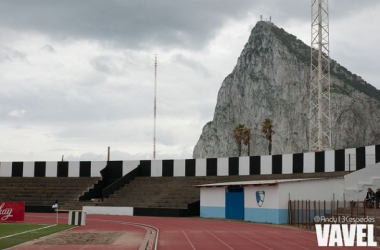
[193,21,380,158]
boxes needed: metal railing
[289,200,367,229]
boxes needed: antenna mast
[153,55,157,159]
[309,0,331,151]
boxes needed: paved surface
[10,213,376,249]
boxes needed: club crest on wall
[256,191,265,207]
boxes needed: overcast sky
[0,0,379,162]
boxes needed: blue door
[225,187,244,220]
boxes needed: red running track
[11,213,376,250]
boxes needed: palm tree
[233,124,245,156]
[261,118,275,155]
[233,124,251,156]
[242,128,251,156]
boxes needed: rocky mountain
[193,21,380,158]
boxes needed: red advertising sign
[0,202,25,222]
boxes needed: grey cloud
[65,148,193,161]
[40,44,55,53]
[257,1,377,21]
[172,54,211,77]
[2,1,375,50]
[90,56,126,75]
[0,47,26,63]
[0,0,258,49]
[0,85,152,123]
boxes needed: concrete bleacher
[61,171,348,215]
[344,162,380,201]
[0,177,101,211]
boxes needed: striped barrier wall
[68,211,86,226]
[0,145,379,178]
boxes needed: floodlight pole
[309,0,331,151]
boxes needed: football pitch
[0,223,73,249]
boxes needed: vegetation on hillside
[261,21,380,102]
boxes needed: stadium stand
[59,171,347,216]
[0,177,100,212]
[1,143,379,215]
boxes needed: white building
[198,178,344,224]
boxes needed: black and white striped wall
[0,145,379,178]
[0,160,139,178]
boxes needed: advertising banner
[0,202,25,222]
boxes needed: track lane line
[156,219,275,250]
[0,224,56,240]
[227,230,274,250]
[292,233,353,250]
[204,229,236,250]
[181,229,197,250]
[194,222,276,250]
[195,220,319,250]
[149,220,235,250]
[255,231,313,250]
[160,219,278,250]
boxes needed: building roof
[195,177,341,188]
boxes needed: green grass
[0,223,74,249]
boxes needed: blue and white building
[198,178,344,224]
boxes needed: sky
[0,0,379,162]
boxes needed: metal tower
[153,55,157,159]
[309,0,331,151]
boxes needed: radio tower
[153,55,157,159]
[309,0,331,151]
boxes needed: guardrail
[288,200,368,229]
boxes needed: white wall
[325,150,335,172]
[196,159,206,176]
[261,155,272,175]
[279,178,345,209]
[151,160,162,177]
[122,160,140,176]
[174,160,186,177]
[217,158,228,176]
[345,148,356,171]
[344,162,380,201]
[68,161,80,177]
[282,154,292,174]
[90,161,106,177]
[200,187,225,207]
[23,162,34,177]
[46,162,58,177]
[245,185,279,209]
[0,162,12,177]
[366,145,376,167]
[304,152,315,173]
[239,157,249,175]
[83,206,133,216]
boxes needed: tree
[261,118,275,155]
[242,128,251,156]
[233,124,251,156]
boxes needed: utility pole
[153,55,157,159]
[107,146,110,161]
[309,0,331,151]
